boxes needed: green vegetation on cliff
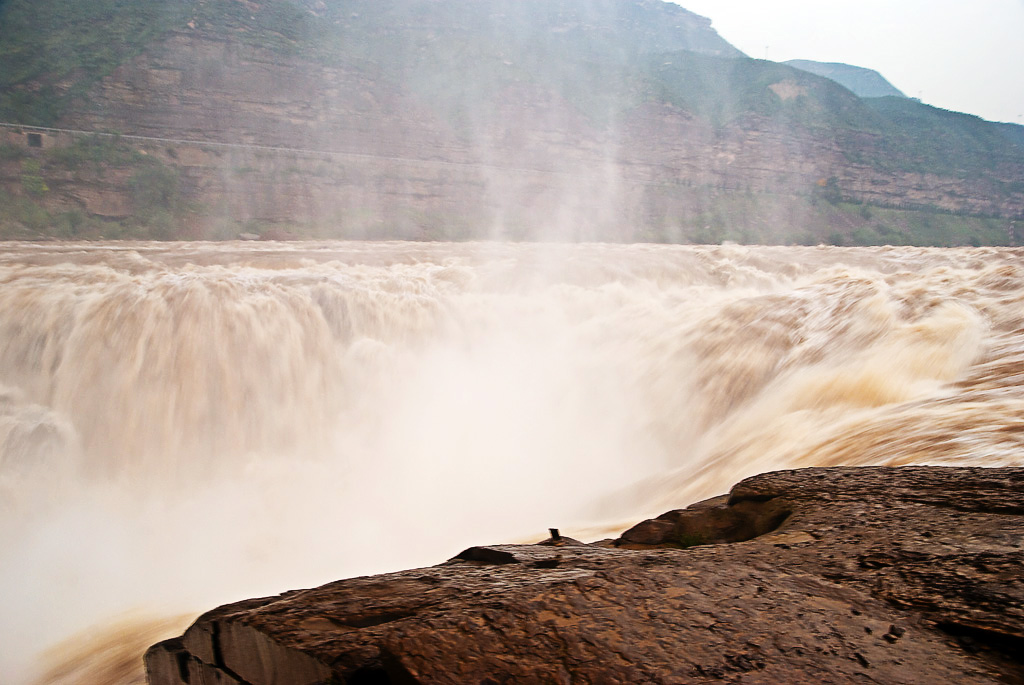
[0,0,190,125]
[861,97,1024,177]
[0,135,187,239]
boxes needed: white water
[1,241,1023,683]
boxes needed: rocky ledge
[146,466,1024,684]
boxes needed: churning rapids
[2,241,1024,683]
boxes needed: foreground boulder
[146,466,1024,684]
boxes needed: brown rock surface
[145,466,1024,684]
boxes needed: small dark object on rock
[884,625,906,642]
[453,546,519,565]
[538,530,586,547]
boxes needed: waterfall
[2,241,1022,684]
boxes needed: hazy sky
[674,0,1024,125]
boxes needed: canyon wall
[2,0,1023,242]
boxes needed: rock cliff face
[3,0,1023,241]
[68,30,1024,220]
[145,466,1024,684]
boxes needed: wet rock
[146,466,1024,684]
[617,492,792,548]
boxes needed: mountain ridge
[784,59,907,99]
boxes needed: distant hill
[0,0,1022,245]
[784,60,906,99]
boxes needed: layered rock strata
[72,32,1024,221]
[146,466,1024,684]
